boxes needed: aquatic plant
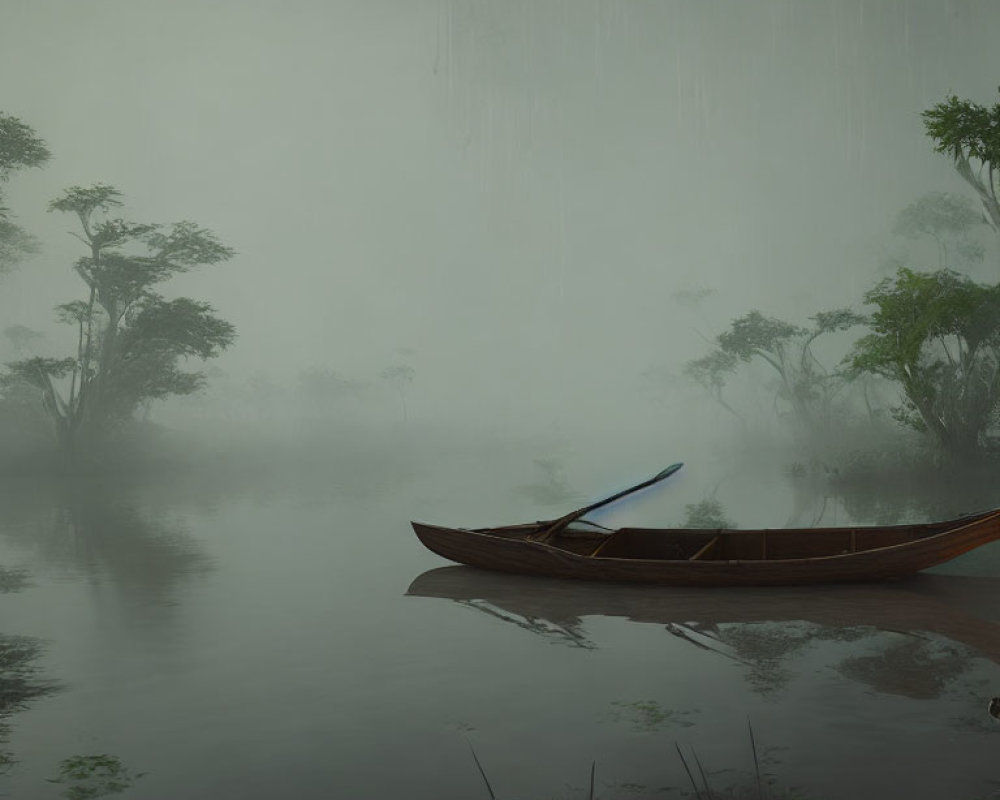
[46,754,146,800]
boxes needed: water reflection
[0,566,30,593]
[451,597,596,650]
[408,567,1000,703]
[0,634,60,775]
[792,457,1000,528]
[836,636,970,700]
[0,480,212,608]
[0,544,58,778]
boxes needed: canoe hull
[411,514,1000,586]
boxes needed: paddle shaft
[532,463,683,542]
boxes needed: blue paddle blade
[653,463,684,482]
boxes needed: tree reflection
[667,621,979,700]
[0,479,212,611]
[836,636,971,700]
[409,567,1000,701]
[515,457,580,507]
[774,451,1000,531]
[0,566,30,593]
[829,453,1000,526]
[0,633,61,775]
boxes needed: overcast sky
[2,0,999,435]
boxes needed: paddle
[532,462,684,543]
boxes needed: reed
[470,745,596,800]
[468,721,802,799]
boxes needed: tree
[0,114,50,179]
[681,498,735,529]
[892,192,987,270]
[380,364,415,422]
[846,267,1000,459]
[0,112,50,275]
[5,185,236,460]
[688,309,864,444]
[682,349,741,421]
[922,92,1000,234]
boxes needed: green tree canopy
[0,113,51,180]
[846,267,1000,458]
[682,349,740,420]
[923,92,1000,233]
[6,184,236,461]
[892,192,987,269]
[0,112,50,274]
[685,309,864,446]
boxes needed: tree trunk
[55,418,78,467]
[954,156,1000,255]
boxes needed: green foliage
[93,296,235,418]
[46,754,146,800]
[55,301,90,326]
[922,93,1000,231]
[686,308,864,445]
[7,184,236,460]
[0,219,40,273]
[893,192,987,269]
[923,93,1000,168]
[145,220,235,267]
[683,349,738,394]
[893,192,985,240]
[0,112,50,180]
[121,296,235,361]
[4,357,78,391]
[0,112,49,273]
[810,308,868,334]
[682,498,735,529]
[717,311,806,364]
[48,184,123,218]
[846,267,1000,456]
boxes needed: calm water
[1,445,999,799]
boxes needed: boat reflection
[407,567,1000,699]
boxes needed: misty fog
[2,2,1000,799]
[3,1,997,445]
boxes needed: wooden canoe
[410,510,1000,586]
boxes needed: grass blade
[674,743,704,800]
[469,744,497,800]
[691,748,713,798]
[748,718,763,800]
